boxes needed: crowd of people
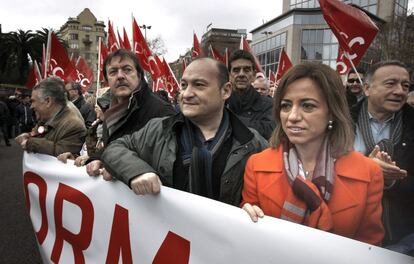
[11,48,414,256]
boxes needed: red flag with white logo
[46,32,77,82]
[240,36,263,73]
[276,47,293,81]
[132,16,162,80]
[107,20,120,53]
[74,57,94,92]
[336,47,352,75]
[318,0,379,68]
[162,58,179,99]
[192,33,202,59]
[123,27,132,51]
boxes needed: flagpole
[96,37,102,106]
[344,51,363,85]
[44,31,52,79]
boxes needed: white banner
[23,153,413,264]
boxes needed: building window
[69,33,78,40]
[394,0,408,16]
[290,0,319,9]
[290,0,378,15]
[69,43,79,49]
[342,0,378,14]
[252,32,287,76]
[301,29,338,69]
[82,25,93,31]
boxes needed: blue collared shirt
[354,112,395,155]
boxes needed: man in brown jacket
[15,77,86,157]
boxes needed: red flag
[162,59,179,99]
[209,45,226,65]
[336,47,351,75]
[123,27,132,51]
[132,16,162,80]
[26,60,42,89]
[107,20,120,53]
[240,36,263,72]
[153,78,166,92]
[192,33,202,59]
[74,57,94,92]
[99,38,109,81]
[46,32,77,82]
[319,0,379,67]
[117,29,125,49]
[276,47,293,81]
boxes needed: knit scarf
[281,138,335,231]
[103,91,134,140]
[357,100,403,157]
[180,111,230,199]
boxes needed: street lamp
[139,24,152,40]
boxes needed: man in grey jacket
[99,57,268,206]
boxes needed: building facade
[250,0,408,76]
[59,8,105,89]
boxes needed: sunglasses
[347,78,361,84]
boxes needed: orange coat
[242,146,384,245]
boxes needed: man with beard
[85,49,175,174]
[227,50,275,139]
[97,57,268,206]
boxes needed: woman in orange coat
[241,62,384,245]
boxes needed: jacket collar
[254,146,371,182]
[162,109,254,144]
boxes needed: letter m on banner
[319,0,379,72]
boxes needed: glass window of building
[252,32,288,76]
[69,33,78,40]
[301,29,338,68]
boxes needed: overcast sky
[1,0,413,62]
[0,0,284,61]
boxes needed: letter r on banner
[51,183,94,264]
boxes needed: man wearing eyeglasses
[346,68,366,107]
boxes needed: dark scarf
[180,110,230,199]
[358,100,403,157]
[280,138,335,231]
[103,84,143,139]
[227,85,259,113]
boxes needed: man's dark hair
[347,67,366,78]
[103,49,144,81]
[70,82,82,96]
[34,77,67,107]
[228,49,255,72]
[191,57,229,87]
[366,60,408,84]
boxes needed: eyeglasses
[347,78,361,84]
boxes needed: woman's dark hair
[270,62,354,158]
